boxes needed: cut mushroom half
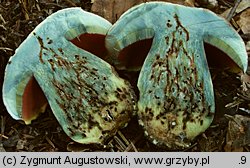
[105,2,248,149]
[2,8,137,145]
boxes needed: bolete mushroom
[105,2,248,148]
[2,8,136,145]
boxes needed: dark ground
[0,0,250,152]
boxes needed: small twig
[114,135,126,151]
[0,24,7,30]
[117,131,130,146]
[226,0,242,21]
[244,146,250,152]
[0,134,8,139]
[125,141,138,152]
[45,136,55,149]
[125,132,142,152]
[225,98,244,108]
[237,93,250,101]
[114,136,126,152]
[210,124,219,128]
[130,141,138,152]
[183,142,197,152]
[0,14,6,24]
[18,0,30,20]
[239,107,250,114]
[35,3,41,12]
[0,47,13,51]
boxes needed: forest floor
[0,0,250,152]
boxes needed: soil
[0,0,250,152]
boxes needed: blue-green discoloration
[106,2,247,148]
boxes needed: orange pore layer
[22,76,47,122]
[70,33,107,59]
[118,38,153,70]
[204,43,240,72]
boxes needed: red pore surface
[70,33,107,59]
[118,38,153,70]
[22,76,47,122]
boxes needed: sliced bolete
[105,2,248,148]
[2,8,137,145]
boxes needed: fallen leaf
[91,0,194,23]
[224,114,250,152]
[220,0,250,19]
[237,0,250,13]
[241,73,250,92]
[237,8,250,34]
